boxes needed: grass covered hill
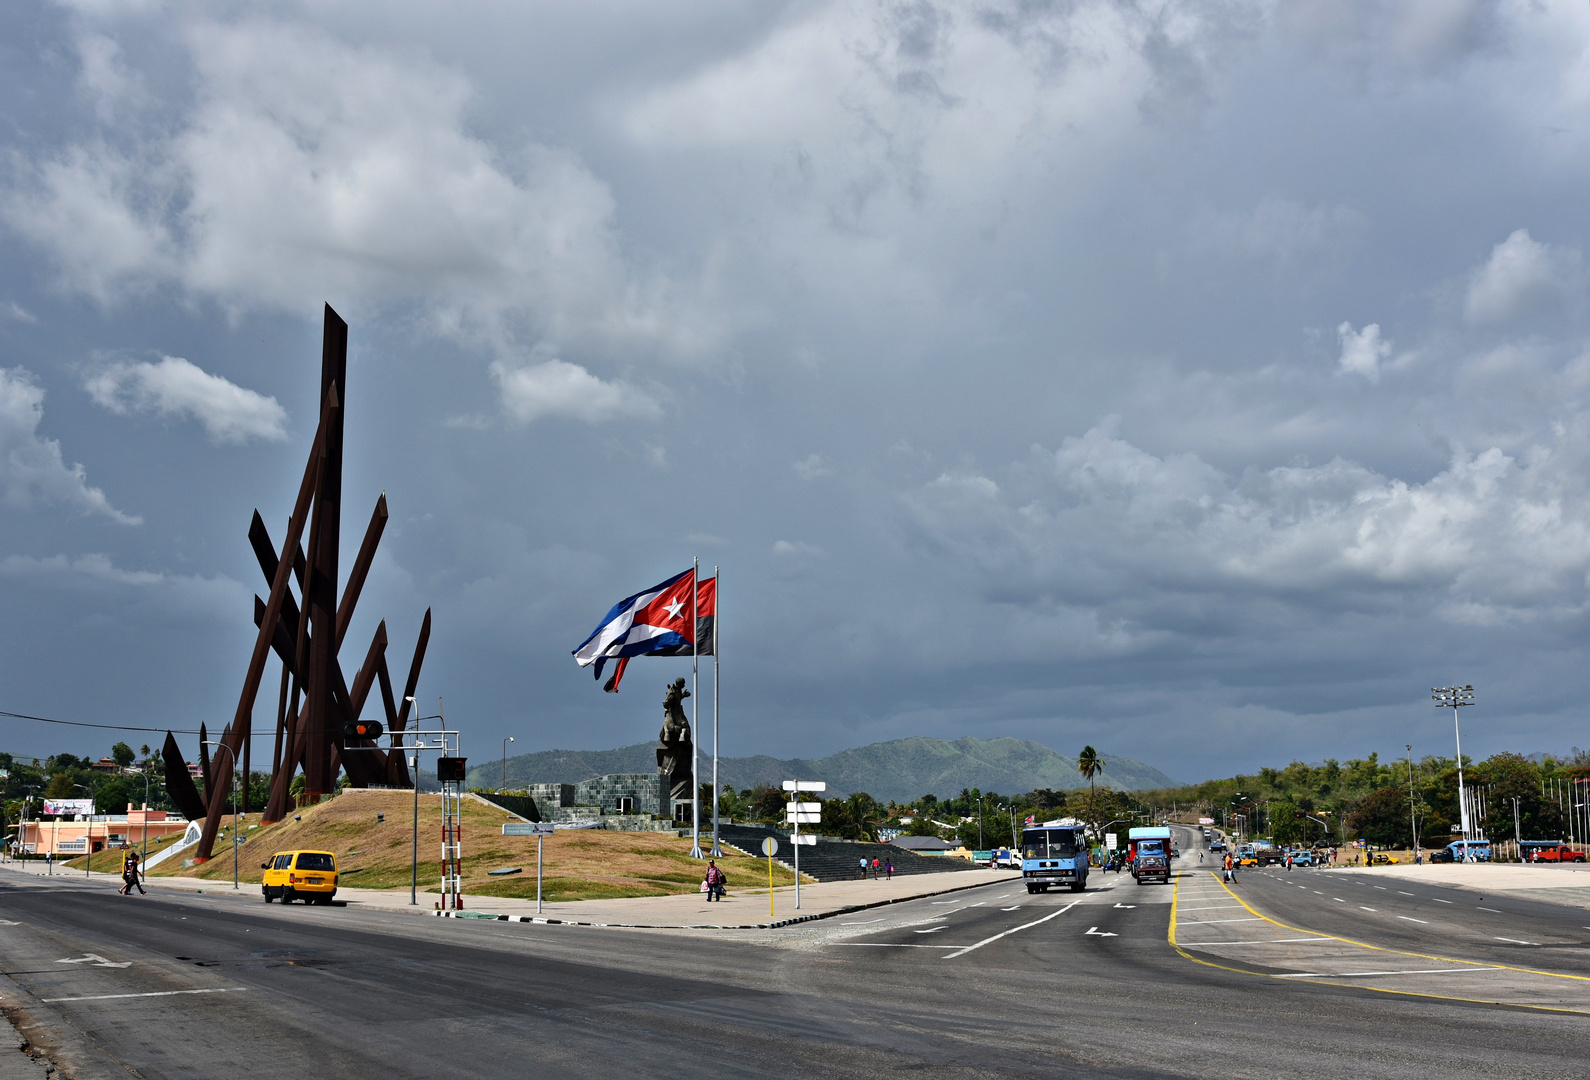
[480,736,1178,803]
[93,788,799,902]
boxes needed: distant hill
[473,736,1178,803]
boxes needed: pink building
[12,805,188,856]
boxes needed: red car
[1530,845,1586,863]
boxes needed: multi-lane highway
[2,825,1586,1079]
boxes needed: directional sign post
[503,821,556,912]
[782,781,826,909]
[761,836,777,917]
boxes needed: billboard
[1198,817,1214,825]
[43,798,95,817]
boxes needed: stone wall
[574,773,662,816]
[526,783,575,821]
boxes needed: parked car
[1290,849,1314,867]
[1527,844,1586,863]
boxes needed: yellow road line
[1165,872,1590,1016]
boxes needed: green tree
[44,773,76,800]
[1077,746,1104,831]
[111,742,135,768]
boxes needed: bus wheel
[1026,884,1037,894]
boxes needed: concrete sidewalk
[0,859,1022,928]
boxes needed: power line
[1,709,201,735]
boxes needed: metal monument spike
[190,305,431,862]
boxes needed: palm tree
[1077,746,1105,839]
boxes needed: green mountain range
[470,736,1178,803]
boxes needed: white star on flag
[664,598,684,620]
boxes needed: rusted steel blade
[198,722,212,797]
[248,511,306,598]
[303,305,348,798]
[198,380,338,860]
[162,731,207,821]
[395,608,432,731]
[376,655,411,788]
[335,493,387,651]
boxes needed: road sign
[786,802,821,813]
[502,823,555,836]
[794,834,816,845]
[785,813,821,824]
[1105,833,1118,850]
[782,780,827,792]
[760,837,777,857]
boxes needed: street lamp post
[405,696,446,906]
[1432,685,1475,861]
[1405,745,1419,864]
[501,736,514,790]
[201,741,240,889]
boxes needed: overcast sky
[2,0,1588,784]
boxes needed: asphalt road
[2,826,1587,1080]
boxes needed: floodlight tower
[1432,685,1475,861]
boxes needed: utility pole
[1406,745,1419,863]
[1432,685,1475,861]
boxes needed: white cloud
[1189,198,1366,263]
[0,367,138,524]
[1335,321,1391,382]
[4,18,717,360]
[904,417,1590,625]
[772,540,824,557]
[0,553,246,620]
[1464,229,1581,325]
[793,454,832,480]
[84,355,287,444]
[489,357,660,425]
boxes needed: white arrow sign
[1084,927,1118,938]
[57,954,130,968]
[1113,903,1136,909]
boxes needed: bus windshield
[1022,828,1081,860]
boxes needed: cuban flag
[573,569,698,685]
[599,576,715,692]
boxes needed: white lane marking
[914,926,948,934]
[967,902,985,907]
[0,920,19,927]
[1373,886,1387,890]
[838,919,884,925]
[1187,937,1330,945]
[42,987,247,1003]
[1332,898,1345,903]
[941,900,1080,960]
[930,900,960,905]
[1177,917,1263,924]
[1477,907,1502,913]
[1433,898,1452,904]
[1313,891,1323,895]
[1084,926,1118,937]
[1397,891,1414,896]
[1000,906,1021,911]
[1177,904,1242,910]
[1360,906,1377,912]
[56,955,130,969]
[1495,937,1537,945]
[1113,903,1136,909]
[1397,916,1429,924]
[1274,968,1492,979]
[832,943,960,948]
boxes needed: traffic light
[342,719,384,740]
[1294,811,1304,819]
[436,756,467,782]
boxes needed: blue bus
[1021,824,1089,894]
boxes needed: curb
[429,872,1015,931]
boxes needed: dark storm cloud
[3,0,1590,782]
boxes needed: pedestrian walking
[858,857,867,880]
[885,859,893,880]
[1223,852,1237,884]
[703,860,725,902]
[119,848,146,895]
[871,857,880,880]
[1286,854,1293,872]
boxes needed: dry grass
[76,789,801,902]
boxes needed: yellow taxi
[260,849,338,904]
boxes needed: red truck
[1526,843,1586,863]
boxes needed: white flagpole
[712,564,721,857]
[690,557,702,859]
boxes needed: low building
[13,806,188,856]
